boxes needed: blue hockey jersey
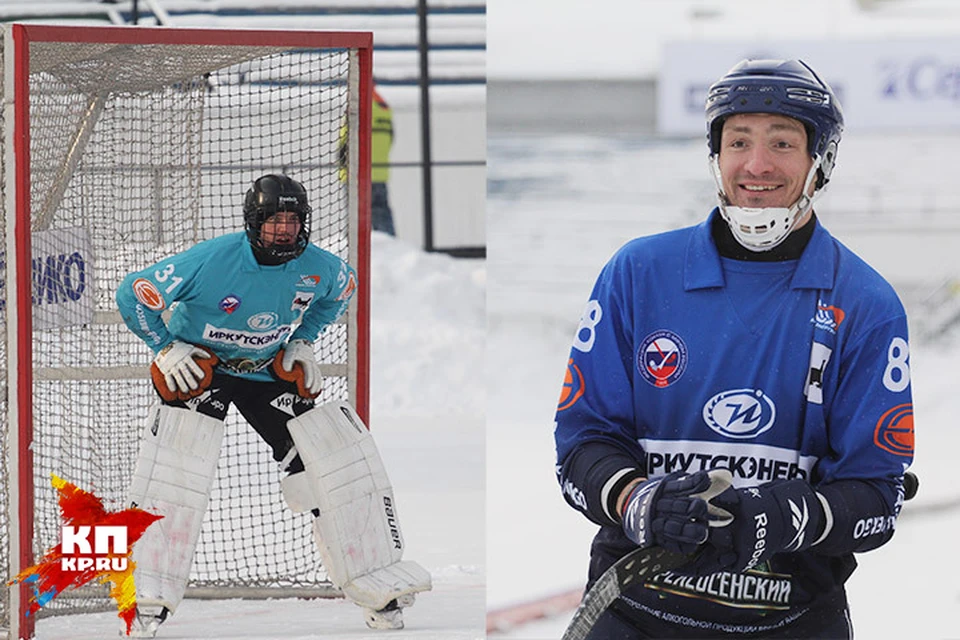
[116,232,356,381]
[555,210,914,631]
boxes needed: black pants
[159,372,315,473]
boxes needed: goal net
[0,24,372,638]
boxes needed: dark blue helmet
[705,59,844,186]
[243,174,312,264]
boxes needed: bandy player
[116,174,430,637]
[554,60,915,639]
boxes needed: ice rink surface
[487,131,960,639]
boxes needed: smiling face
[718,113,815,221]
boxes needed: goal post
[1,24,372,639]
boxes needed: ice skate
[124,606,169,638]
[363,594,416,630]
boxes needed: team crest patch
[219,295,241,314]
[873,403,914,457]
[637,330,687,388]
[812,298,845,334]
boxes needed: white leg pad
[128,404,224,614]
[281,469,314,513]
[287,401,432,610]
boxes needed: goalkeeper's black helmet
[243,174,312,264]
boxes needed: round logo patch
[248,311,278,330]
[132,278,165,311]
[873,403,914,457]
[637,330,687,388]
[703,388,776,439]
[557,358,585,411]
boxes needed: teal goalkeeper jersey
[116,232,356,381]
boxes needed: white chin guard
[721,204,804,252]
[710,155,823,252]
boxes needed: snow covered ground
[34,233,487,639]
[486,131,960,639]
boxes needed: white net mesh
[1,28,368,626]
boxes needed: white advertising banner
[29,227,94,330]
[658,38,960,137]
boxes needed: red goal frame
[3,24,372,639]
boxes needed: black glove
[620,470,731,554]
[691,474,826,575]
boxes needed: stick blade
[561,546,692,640]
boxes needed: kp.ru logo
[7,476,162,634]
[61,526,129,572]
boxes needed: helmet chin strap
[710,155,824,252]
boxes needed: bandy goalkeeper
[115,174,430,637]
